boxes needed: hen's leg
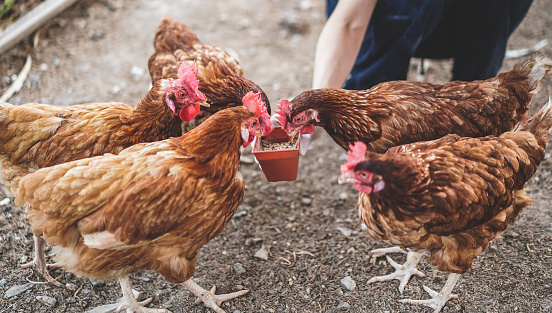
[115,276,169,313]
[368,247,426,293]
[20,235,61,286]
[181,279,249,313]
[399,273,460,313]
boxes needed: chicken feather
[340,98,552,311]
[16,105,263,312]
[279,56,552,152]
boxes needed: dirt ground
[1,0,552,312]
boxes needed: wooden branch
[0,0,78,55]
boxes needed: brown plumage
[16,105,265,313]
[278,56,552,152]
[339,98,552,312]
[148,17,271,134]
[0,64,205,284]
[0,66,205,197]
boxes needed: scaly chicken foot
[181,279,249,313]
[115,276,170,313]
[369,247,426,293]
[20,235,61,286]
[399,273,460,313]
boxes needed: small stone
[233,210,247,218]
[340,276,356,291]
[0,279,6,287]
[130,66,145,81]
[36,295,57,306]
[112,85,120,94]
[233,311,243,313]
[337,227,352,237]
[301,197,312,205]
[254,245,269,260]
[336,302,350,309]
[339,192,348,200]
[233,263,246,275]
[0,198,9,206]
[142,277,151,283]
[4,283,34,298]
[53,58,60,67]
[65,283,77,291]
[88,30,106,40]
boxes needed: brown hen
[15,93,270,313]
[0,63,206,283]
[148,17,272,136]
[339,98,552,312]
[276,56,552,152]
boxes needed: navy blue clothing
[326,0,533,90]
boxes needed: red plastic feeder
[252,127,300,182]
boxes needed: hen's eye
[252,121,257,126]
[179,92,186,98]
[294,117,302,122]
[360,172,368,179]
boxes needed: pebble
[0,279,6,287]
[338,192,348,200]
[233,263,246,275]
[65,283,77,291]
[4,283,34,298]
[254,245,269,260]
[301,197,312,205]
[130,66,145,81]
[337,226,352,237]
[234,210,247,218]
[0,198,10,206]
[36,295,57,306]
[327,302,351,313]
[340,276,356,291]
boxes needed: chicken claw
[369,247,426,293]
[181,279,249,313]
[115,276,170,313]
[399,273,460,313]
[21,235,62,286]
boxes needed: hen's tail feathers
[513,97,552,145]
[498,56,552,94]
[528,56,552,92]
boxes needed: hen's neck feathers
[291,89,391,149]
[120,80,182,141]
[172,107,254,180]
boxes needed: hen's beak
[338,173,352,184]
[198,100,210,107]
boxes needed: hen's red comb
[178,62,201,93]
[340,141,367,173]
[275,99,291,129]
[242,91,267,117]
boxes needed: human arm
[312,0,377,89]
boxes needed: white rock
[36,295,57,306]
[254,245,269,261]
[233,263,246,275]
[4,283,34,298]
[0,198,9,206]
[340,276,356,291]
[337,226,352,237]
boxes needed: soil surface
[1,0,552,312]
